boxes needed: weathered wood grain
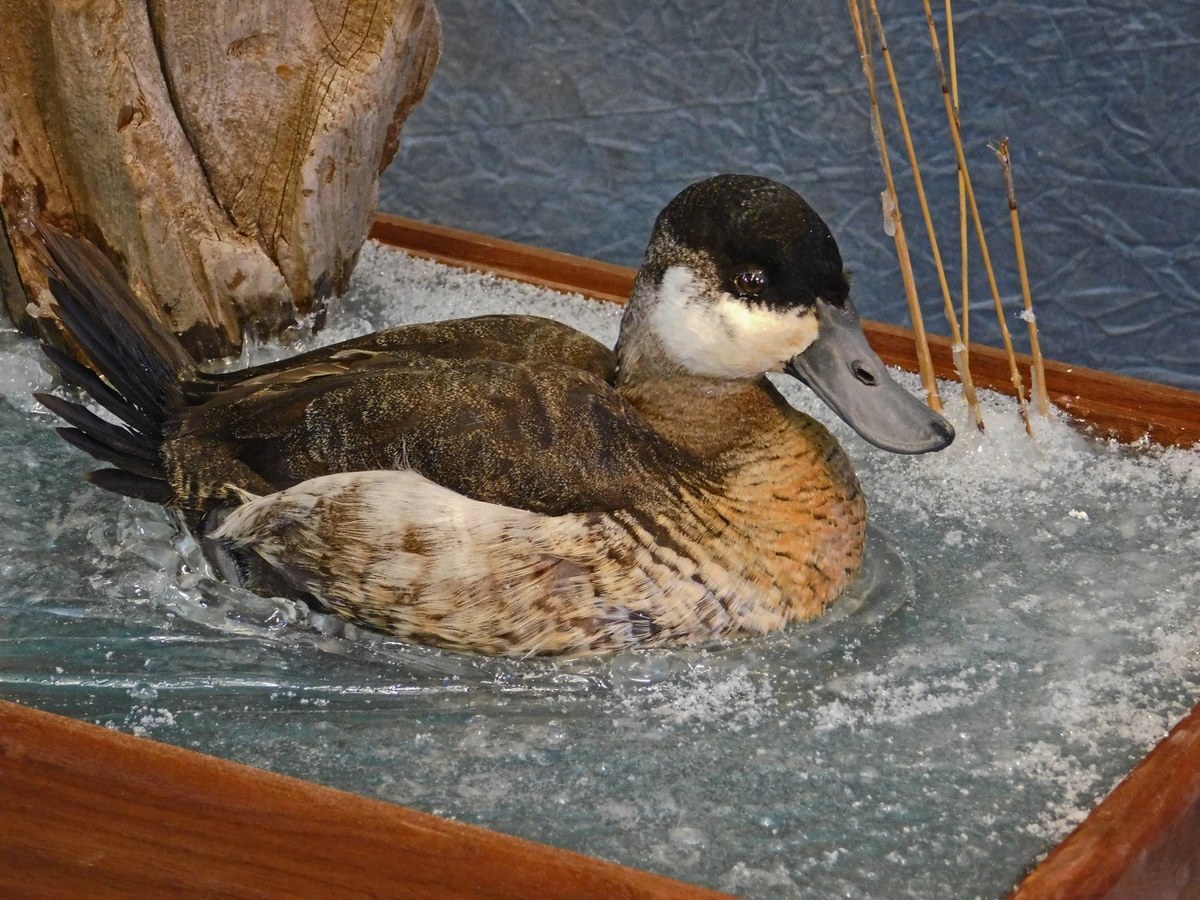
[148,0,441,306]
[0,0,440,358]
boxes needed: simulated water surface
[2,243,1198,898]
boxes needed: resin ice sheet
[2,244,1198,898]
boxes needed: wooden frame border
[2,215,1197,897]
[0,699,724,898]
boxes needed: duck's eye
[732,267,769,298]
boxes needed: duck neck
[615,270,783,459]
[614,367,868,629]
[617,372,791,462]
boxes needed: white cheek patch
[649,265,820,379]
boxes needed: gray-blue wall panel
[380,1,1200,390]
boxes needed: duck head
[617,174,954,454]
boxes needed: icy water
[2,243,1198,898]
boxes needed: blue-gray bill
[786,298,955,454]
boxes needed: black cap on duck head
[647,174,850,312]
[646,174,955,454]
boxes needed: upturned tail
[32,223,198,505]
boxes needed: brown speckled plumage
[35,175,952,656]
[216,376,865,655]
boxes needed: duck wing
[193,315,616,392]
[173,350,679,517]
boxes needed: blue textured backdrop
[379,1,1200,391]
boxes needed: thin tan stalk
[946,0,970,366]
[846,0,943,412]
[994,138,1051,417]
[865,0,984,431]
[921,0,1032,435]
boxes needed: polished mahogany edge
[371,213,1200,448]
[370,215,634,304]
[866,321,1200,448]
[0,700,727,899]
[1010,701,1200,899]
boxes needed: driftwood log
[0,0,441,359]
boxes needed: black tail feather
[86,469,173,505]
[57,427,163,480]
[47,273,169,426]
[38,227,195,410]
[40,345,157,434]
[34,392,157,462]
[36,224,196,425]
[32,222,200,505]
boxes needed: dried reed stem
[846,0,944,412]
[994,137,1051,417]
[865,0,984,431]
[946,0,970,365]
[921,0,1032,435]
